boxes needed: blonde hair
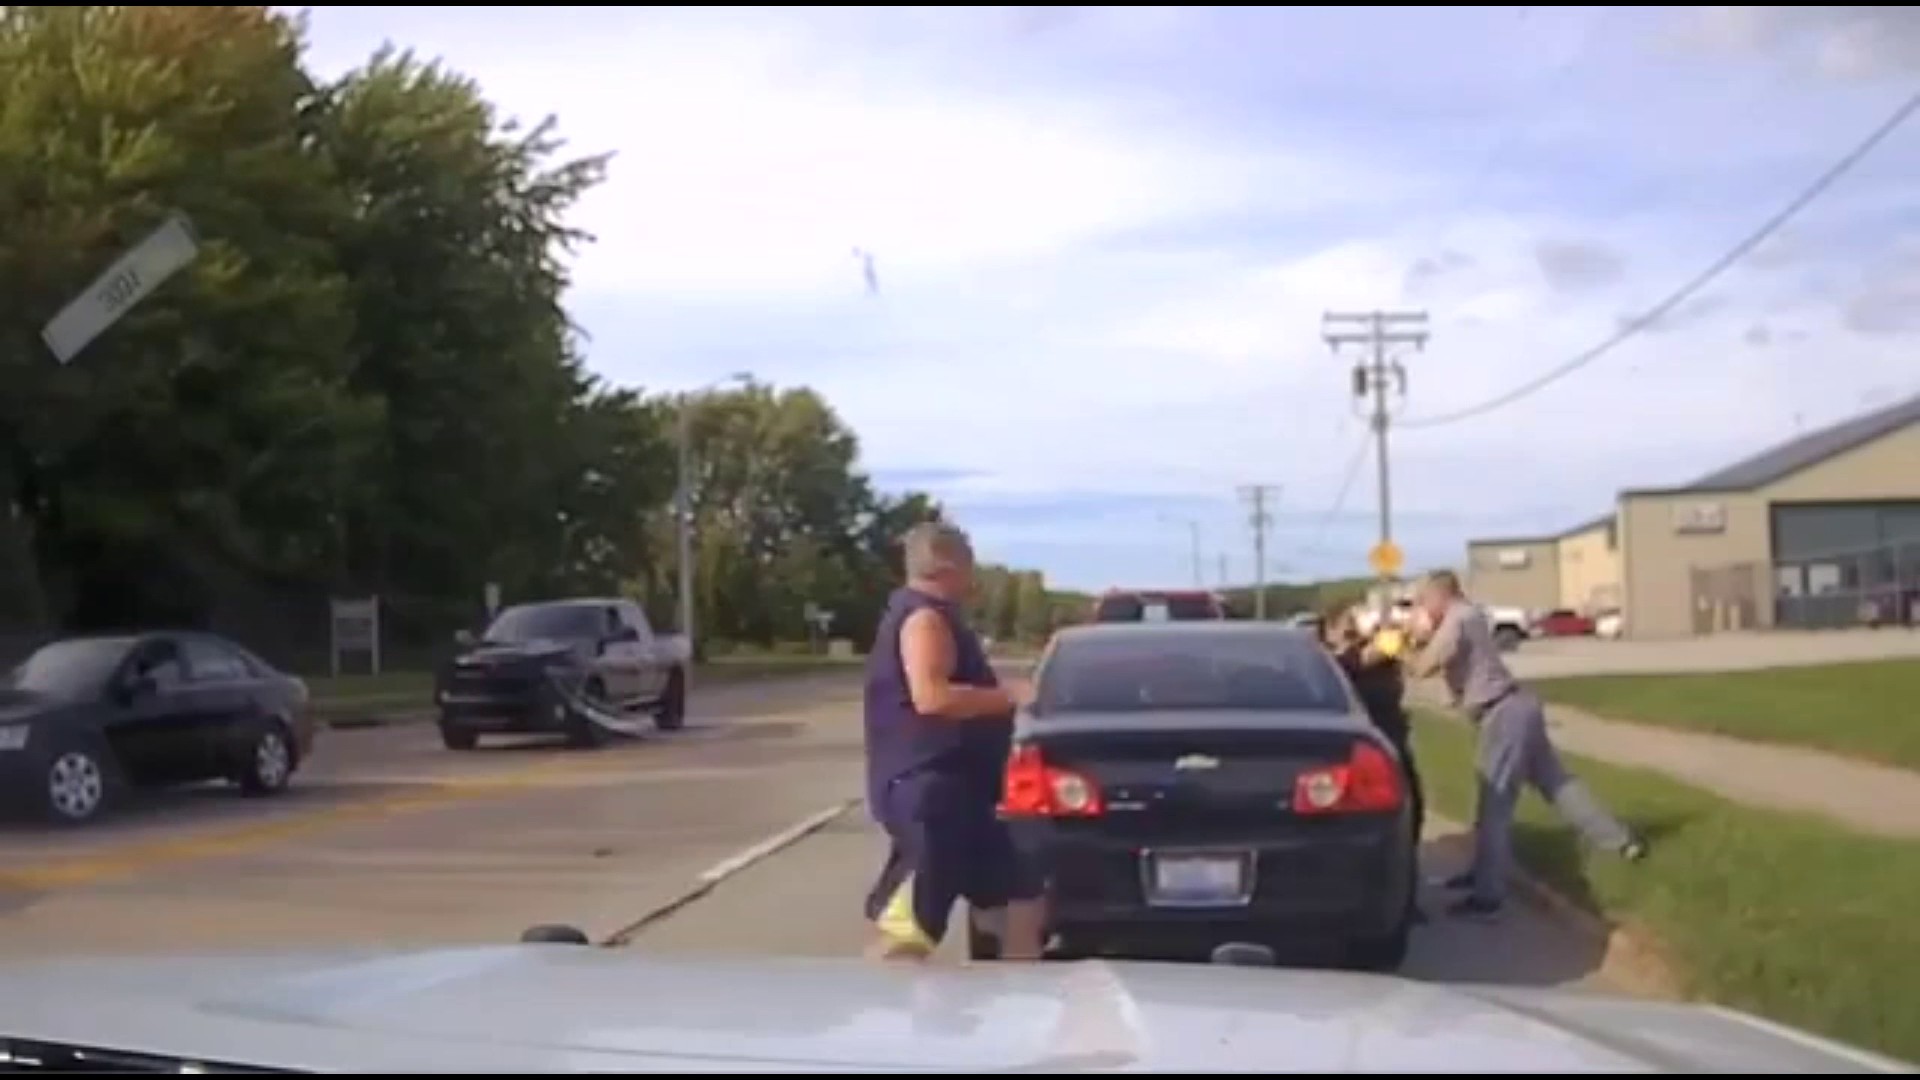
[1422,569,1463,597]
[902,521,974,580]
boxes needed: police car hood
[0,947,1908,1073]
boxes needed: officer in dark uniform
[1325,604,1425,839]
[1325,604,1426,922]
[860,522,1045,961]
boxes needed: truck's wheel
[653,669,686,732]
[439,719,478,751]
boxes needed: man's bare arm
[1404,610,1463,680]
[901,608,1018,719]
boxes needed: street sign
[1367,540,1405,578]
[328,596,382,677]
[42,213,201,364]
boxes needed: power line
[1306,435,1373,555]
[1401,85,1920,431]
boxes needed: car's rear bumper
[1006,815,1414,948]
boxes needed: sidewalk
[1409,685,1920,840]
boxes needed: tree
[676,382,945,649]
[1013,571,1051,643]
[0,6,1016,668]
[317,46,610,607]
[0,6,374,629]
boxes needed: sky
[296,6,1920,592]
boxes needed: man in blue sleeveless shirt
[861,522,1046,961]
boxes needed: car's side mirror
[454,629,477,649]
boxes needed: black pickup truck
[433,598,691,750]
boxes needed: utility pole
[1237,484,1280,620]
[675,371,753,657]
[1322,311,1428,586]
[1217,552,1228,587]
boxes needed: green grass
[1413,710,1920,1064]
[307,670,433,703]
[1533,659,1920,771]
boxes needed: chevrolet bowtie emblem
[1174,754,1220,771]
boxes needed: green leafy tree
[318,46,609,608]
[0,5,374,629]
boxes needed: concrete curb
[1429,810,1679,998]
[599,798,860,947]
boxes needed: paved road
[0,675,868,956]
[0,670,1624,997]
[631,810,1619,992]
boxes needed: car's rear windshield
[1036,633,1349,714]
[1094,593,1220,622]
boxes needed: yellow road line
[0,757,597,893]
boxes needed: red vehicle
[1532,609,1596,637]
[1091,589,1227,623]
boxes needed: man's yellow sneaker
[872,878,936,959]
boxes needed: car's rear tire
[1493,626,1524,652]
[439,720,478,751]
[965,909,1001,962]
[40,738,118,826]
[236,721,296,796]
[1345,919,1412,973]
[653,668,687,732]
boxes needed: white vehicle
[1353,599,1415,637]
[1478,604,1530,651]
[1595,609,1625,640]
[0,942,1907,1072]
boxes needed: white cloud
[298,7,1920,586]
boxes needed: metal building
[1464,393,1920,639]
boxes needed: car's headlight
[0,723,30,752]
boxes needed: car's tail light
[1000,744,1104,817]
[1292,741,1403,815]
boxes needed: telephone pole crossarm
[1320,310,1429,585]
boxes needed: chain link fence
[0,514,473,677]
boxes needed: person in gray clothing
[1404,570,1646,919]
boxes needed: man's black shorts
[862,770,1043,945]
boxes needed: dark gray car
[981,622,1417,969]
[1,633,314,825]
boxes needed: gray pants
[1470,689,1632,904]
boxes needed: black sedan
[975,622,1417,970]
[0,633,315,825]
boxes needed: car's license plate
[1148,853,1248,905]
